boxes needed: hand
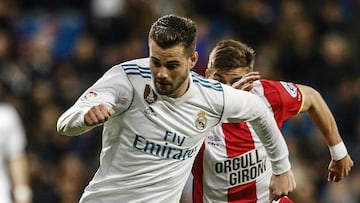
[232,71,260,91]
[84,104,114,126]
[268,170,296,203]
[327,154,353,182]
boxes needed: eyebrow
[166,60,180,64]
[150,57,180,64]
[150,56,159,61]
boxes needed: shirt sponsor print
[215,148,268,186]
[132,130,197,161]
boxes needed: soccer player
[187,39,354,203]
[57,15,296,202]
[0,103,32,203]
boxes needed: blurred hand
[232,71,261,91]
[268,170,296,203]
[327,154,353,182]
[84,104,114,126]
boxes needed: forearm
[57,105,95,136]
[306,91,342,146]
[308,104,349,160]
[223,87,291,174]
[9,154,32,203]
[250,109,291,175]
[300,85,348,160]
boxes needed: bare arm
[298,84,353,182]
[8,154,32,203]
[299,84,341,145]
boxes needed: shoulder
[255,79,302,111]
[254,79,298,95]
[118,58,151,79]
[0,103,17,116]
[0,103,20,124]
[254,79,280,89]
[121,57,149,68]
[259,79,300,99]
[191,71,223,92]
[250,79,288,104]
[102,58,151,80]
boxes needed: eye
[165,63,179,70]
[231,76,243,84]
[151,59,161,67]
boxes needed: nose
[156,66,168,79]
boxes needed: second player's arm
[298,84,353,181]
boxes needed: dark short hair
[149,14,197,57]
[208,39,256,71]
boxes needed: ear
[204,68,210,78]
[189,51,199,69]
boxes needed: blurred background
[0,0,359,202]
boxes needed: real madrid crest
[195,111,207,130]
[144,84,158,104]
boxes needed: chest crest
[195,111,208,130]
[144,84,158,104]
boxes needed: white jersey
[192,80,303,203]
[57,58,290,203]
[0,104,27,203]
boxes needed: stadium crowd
[0,0,359,202]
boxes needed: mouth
[156,80,171,86]
[154,80,173,95]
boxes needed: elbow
[56,118,92,136]
[56,109,87,136]
[56,124,84,136]
[56,120,70,136]
[56,116,79,136]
